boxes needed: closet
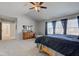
[2,22,16,40]
[0,16,17,40]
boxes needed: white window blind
[67,18,79,35]
[55,21,63,34]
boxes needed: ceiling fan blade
[41,6,47,9]
[30,2,35,5]
[29,7,34,9]
[39,2,44,5]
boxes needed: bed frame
[37,44,55,56]
[37,44,63,56]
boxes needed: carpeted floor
[0,39,47,56]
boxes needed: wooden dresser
[23,32,35,40]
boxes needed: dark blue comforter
[35,34,79,56]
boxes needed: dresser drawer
[23,32,35,40]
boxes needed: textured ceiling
[0,2,79,20]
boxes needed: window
[67,18,79,35]
[55,21,63,34]
[47,22,53,34]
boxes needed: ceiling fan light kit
[29,2,47,12]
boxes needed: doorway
[2,22,16,40]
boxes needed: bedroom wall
[35,21,45,35]
[16,15,36,40]
[0,15,36,40]
[37,13,79,35]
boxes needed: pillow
[66,35,79,39]
[66,35,76,38]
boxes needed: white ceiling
[0,2,79,21]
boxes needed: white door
[2,22,16,40]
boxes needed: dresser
[23,32,35,40]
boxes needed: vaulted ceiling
[0,2,79,21]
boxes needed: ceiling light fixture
[29,2,47,12]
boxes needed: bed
[35,34,79,56]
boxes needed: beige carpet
[0,39,47,56]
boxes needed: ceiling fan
[29,2,47,12]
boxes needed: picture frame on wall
[23,25,33,32]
